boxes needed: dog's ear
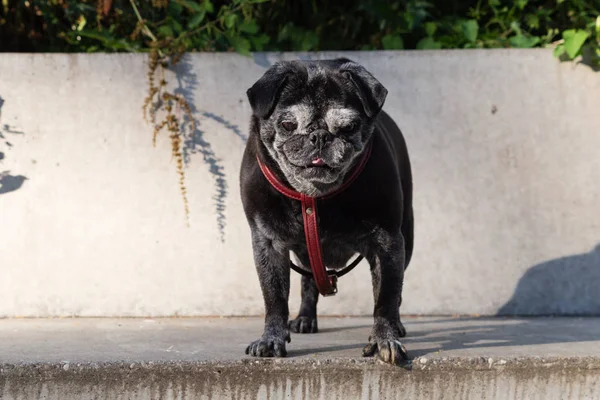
[339,60,388,118]
[247,62,290,119]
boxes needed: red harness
[257,141,373,296]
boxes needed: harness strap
[256,140,372,296]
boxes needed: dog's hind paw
[289,316,318,333]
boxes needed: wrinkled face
[265,98,371,195]
[247,59,387,196]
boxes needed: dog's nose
[309,130,332,149]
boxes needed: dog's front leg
[245,230,291,357]
[362,232,409,364]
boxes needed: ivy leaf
[187,11,205,29]
[225,13,238,29]
[382,34,404,50]
[425,22,437,37]
[553,43,565,58]
[203,0,214,13]
[250,34,269,51]
[562,29,590,59]
[417,37,442,49]
[230,36,251,56]
[276,23,296,42]
[157,25,174,39]
[461,19,479,43]
[168,2,183,16]
[239,20,259,34]
[177,0,202,12]
[300,32,319,51]
[510,21,522,35]
[525,14,539,29]
[167,17,183,35]
[515,0,528,10]
[509,34,540,48]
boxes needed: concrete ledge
[2,358,600,400]
[1,317,599,399]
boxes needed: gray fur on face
[261,105,373,197]
[246,58,388,196]
[256,71,379,196]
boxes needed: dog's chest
[258,198,370,269]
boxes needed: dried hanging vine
[130,0,195,226]
[142,45,194,225]
[124,0,265,226]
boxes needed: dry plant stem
[135,1,191,225]
[128,0,164,57]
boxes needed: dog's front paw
[362,322,409,364]
[245,333,290,358]
[289,316,318,333]
[362,337,408,364]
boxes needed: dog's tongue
[312,158,326,166]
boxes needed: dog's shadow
[288,315,600,359]
[286,324,369,357]
[318,325,371,334]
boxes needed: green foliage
[1,1,598,64]
[0,0,269,55]
[382,34,404,50]
[555,28,590,59]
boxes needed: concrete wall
[0,50,599,317]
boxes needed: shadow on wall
[0,96,28,195]
[0,171,27,194]
[169,57,247,242]
[498,243,600,316]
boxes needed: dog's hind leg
[362,231,409,365]
[289,275,319,333]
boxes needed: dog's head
[247,58,387,197]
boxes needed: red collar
[256,140,373,296]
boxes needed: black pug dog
[240,58,413,365]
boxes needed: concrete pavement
[1,317,599,399]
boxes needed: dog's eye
[281,121,297,131]
[338,123,356,133]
